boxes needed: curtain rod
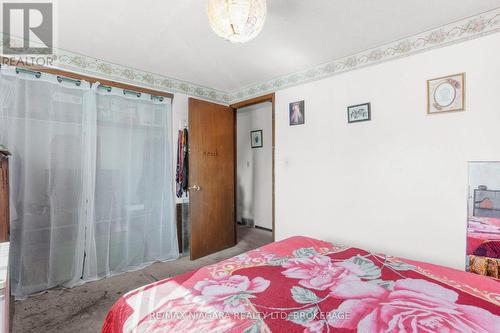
[15,67,41,78]
[9,65,78,86]
[97,85,163,101]
[1,63,167,100]
[0,57,173,99]
[13,66,82,87]
[123,89,141,98]
[57,75,81,86]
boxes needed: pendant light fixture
[207,0,267,43]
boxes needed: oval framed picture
[434,81,456,107]
[427,73,465,114]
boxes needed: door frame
[230,93,276,241]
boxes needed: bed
[102,236,500,333]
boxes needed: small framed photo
[250,130,263,148]
[427,73,465,114]
[289,100,305,126]
[347,103,371,123]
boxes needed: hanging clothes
[181,128,189,193]
[176,128,189,197]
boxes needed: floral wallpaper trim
[53,50,229,103]
[1,8,500,105]
[226,8,500,103]
[0,36,228,104]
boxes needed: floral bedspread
[102,236,500,333]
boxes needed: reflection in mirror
[467,162,500,279]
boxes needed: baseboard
[255,226,272,232]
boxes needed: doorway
[235,102,273,233]
[231,94,276,240]
[187,94,275,260]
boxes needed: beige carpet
[12,226,272,333]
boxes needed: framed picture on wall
[427,73,465,114]
[289,100,305,126]
[347,103,371,123]
[250,130,263,148]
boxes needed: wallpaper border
[226,8,500,103]
[2,8,500,105]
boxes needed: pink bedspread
[102,236,500,333]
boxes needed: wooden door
[189,98,235,260]
[0,155,9,242]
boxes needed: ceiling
[55,0,500,92]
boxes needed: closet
[0,65,178,298]
[175,124,190,255]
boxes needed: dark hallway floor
[12,226,272,333]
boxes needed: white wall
[274,32,500,270]
[237,103,273,229]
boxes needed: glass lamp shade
[207,0,267,43]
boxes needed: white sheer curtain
[83,87,178,281]
[0,66,178,299]
[0,67,89,297]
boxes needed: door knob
[189,184,201,191]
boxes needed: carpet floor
[12,226,272,333]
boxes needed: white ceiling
[57,0,500,92]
